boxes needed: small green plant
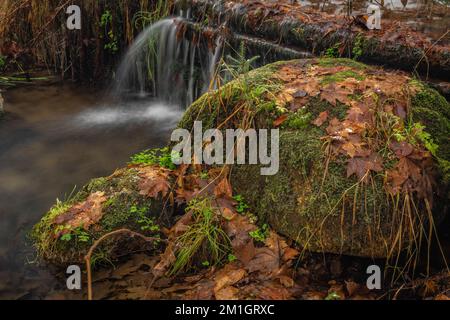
[249,224,270,243]
[170,198,231,275]
[352,34,364,60]
[130,147,179,169]
[130,205,160,232]
[130,149,158,165]
[159,149,180,170]
[284,109,313,129]
[60,233,72,242]
[325,291,341,300]
[91,249,115,268]
[100,10,112,27]
[227,254,237,263]
[233,195,249,214]
[202,260,210,267]
[59,227,90,243]
[100,10,118,54]
[393,121,439,156]
[200,172,209,180]
[223,41,260,77]
[411,123,439,156]
[324,43,340,58]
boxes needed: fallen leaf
[54,191,107,235]
[215,286,239,300]
[273,114,288,127]
[138,166,171,199]
[214,178,233,198]
[345,280,360,297]
[214,265,247,292]
[312,111,328,127]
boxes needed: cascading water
[115,16,223,108]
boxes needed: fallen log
[182,0,450,81]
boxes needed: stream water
[0,85,183,299]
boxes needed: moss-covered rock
[31,167,165,266]
[32,58,449,264]
[178,58,450,258]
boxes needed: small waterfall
[115,17,223,108]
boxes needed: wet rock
[31,167,168,266]
[178,58,450,258]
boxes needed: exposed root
[85,228,166,301]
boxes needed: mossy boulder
[178,58,450,258]
[31,167,166,266]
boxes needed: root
[84,228,166,301]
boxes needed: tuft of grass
[170,198,231,275]
[133,0,174,30]
[31,198,73,258]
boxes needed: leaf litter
[54,161,392,300]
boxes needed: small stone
[293,89,307,98]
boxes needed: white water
[115,17,223,107]
[72,101,184,128]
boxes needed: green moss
[321,70,365,85]
[282,109,312,129]
[411,87,450,161]
[178,62,283,132]
[318,57,368,70]
[31,199,75,262]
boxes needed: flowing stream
[115,15,223,107]
[0,12,224,298]
[0,85,184,299]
